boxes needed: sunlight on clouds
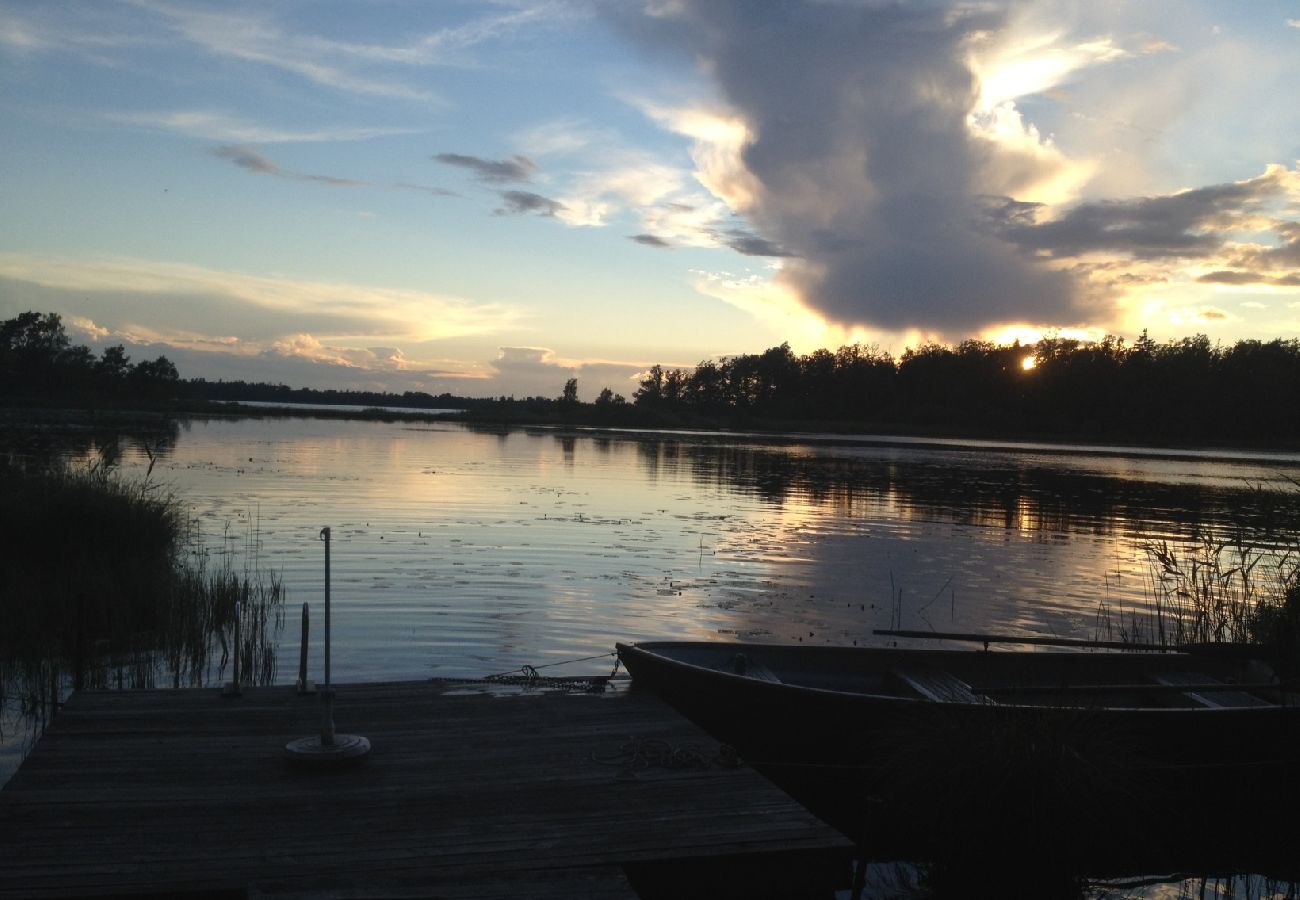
[980,323,1104,346]
[638,102,762,214]
[964,27,1127,205]
[971,32,1128,112]
[0,253,519,344]
[690,266,874,353]
[555,161,685,228]
[968,101,1095,204]
[638,197,732,249]
[66,316,109,342]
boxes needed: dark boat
[615,640,1300,872]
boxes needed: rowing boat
[615,639,1300,861]
[615,640,1298,760]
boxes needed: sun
[1021,354,1037,371]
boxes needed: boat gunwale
[615,640,1299,715]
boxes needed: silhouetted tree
[560,377,578,406]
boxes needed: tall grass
[0,456,284,709]
[1097,519,1299,673]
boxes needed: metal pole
[320,527,335,746]
[297,602,311,693]
[284,525,368,765]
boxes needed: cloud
[0,6,148,54]
[108,110,417,144]
[434,153,538,183]
[1287,19,1300,29]
[0,253,519,346]
[485,347,651,400]
[131,2,433,100]
[495,190,565,217]
[631,234,672,249]
[395,181,458,198]
[212,144,366,186]
[5,2,561,103]
[991,164,1299,260]
[981,163,1300,306]
[610,1,1079,335]
[611,3,1300,339]
[214,144,280,175]
[719,230,791,258]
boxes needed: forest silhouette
[4,311,1299,445]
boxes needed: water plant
[0,454,284,713]
[1096,510,1299,675]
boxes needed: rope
[483,651,619,682]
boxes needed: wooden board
[0,680,851,898]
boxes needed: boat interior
[649,642,1298,710]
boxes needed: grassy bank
[0,456,284,707]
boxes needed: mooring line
[483,650,619,681]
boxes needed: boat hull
[616,640,1300,872]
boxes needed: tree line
[4,310,1299,444]
[616,333,1300,443]
[1,312,179,404]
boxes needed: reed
[0,456,284,709]
[1096,521,1299,674]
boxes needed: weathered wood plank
[0,680,850,898]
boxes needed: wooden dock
[0,679,852,898]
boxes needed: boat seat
[722,653,781,683]
[1151,671,1271,708]
[891,666,984,704]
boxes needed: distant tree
[633,365,665,407]
[595,386,615,406]
[129,356,180,401]
[0,311,70,357]
[97,345,131,380]
[560,377,579,406]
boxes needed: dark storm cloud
[495,190,564,217]
[608,1,1075,333]
[631,233,672,248]
[434,153,538,183]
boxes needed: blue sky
[2,1,1299,399]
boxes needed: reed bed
[0,455,284,715]
[1096,520,1299,674]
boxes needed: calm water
[99,417,1300,682]
[5,415,1300,891]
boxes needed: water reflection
[11,417,1300,686]
[0,412,181,470]
[4,414,1298,889]
[633,435,1300,541]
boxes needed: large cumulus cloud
[610,1,1078,334]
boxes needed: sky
[2,1,1299,400]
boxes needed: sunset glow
[1,2,1297,398]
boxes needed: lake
[95,416,1300,682]
[5,413,1300,891]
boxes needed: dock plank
[0,680,850,898]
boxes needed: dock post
[296,602,313,693]
[321,527,335,746]
[285,526,370,765]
